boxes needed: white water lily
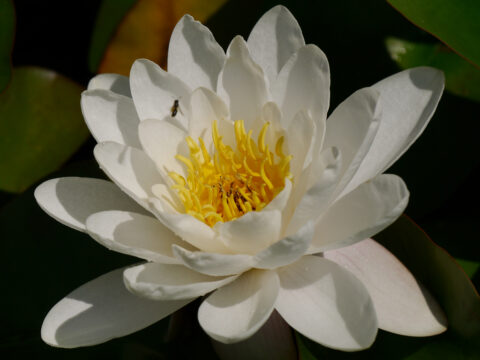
[35,5,447,354]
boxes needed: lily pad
[387,0,480,68]
[0,67,89,193]
[0,0,15,93]
[386,37,480,103]
[97,0,228,75]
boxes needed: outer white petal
[86,211,194,263]
[217,210,282,255]
[254,220,314,269]
[345,67,444,193]
[87,73,131,98]
[34,177,146,232]
[123,262,238,301]
[217,36,269,129]
[172,245,254,276]
[41,267,191,348]
[324,87,381,198]
[272,44,329,129]
[211,311,297,360]
[188,86,229,149]
[81,89,141,147]
[275,255,378,351]
[94,142,162,208]
[310,174,409,252]
[138,118,188,176]
[247,5,305,87]
[198,270,280,344]
[149,197,234,254]
[130,58,190,125]
[286,147,341,235]
[168,15,225,91]
[324,239,447,336]
[287,110,315,177]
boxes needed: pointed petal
[217,36,269,129]
[34,177,146,232]
[130,59,190,124]
[272,44,329,129]
[138,118,188,176]
[81,89,141,147]
[346,67,444,192]
[217,210,282,254]
[41,268,191,348]
[94,142,162,208]
[254,220,314,269]
[211,310,297,360]
[286,147,341,235]
[168,15,225,91]
[172,245,253,276]
[324,87,381,197]
[86,211,194,263]
[325,239,447,336]
[310,174,409,252]
[123,262,238,301]
[275,256,378,351]
[247,5,305,87]
[87,73,131,97]
[287,110,315,177]
[198,270,279,344]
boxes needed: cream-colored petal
[81,89,141,147]
[168,15,225,91]
[275,256,378,351]
[123,262,238,301]
[41,268,191,348]
[325,239,447,336]
[198,270,280,344]
[247,5,305,87]
[34,177,146,232]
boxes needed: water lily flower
[35,5,447,354]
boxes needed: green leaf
[0,67,90,193]
[0,0,15,92]
[387,0,480,68]
[296,332,318,360]
[386,37,480,102]
[88,0,137,73]
[374,216,480,343]
[456,259,480,279]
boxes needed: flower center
[169,120,292,227]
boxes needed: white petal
[34,177,146,232]
[81,89,141,147]
[94,142,162,208]
[172,245,253,276]
[211,311,297,360]
[130,59,190,124]
[346,67,444,192]
[168,15,225,91]
[263,178,292,213]
[138,118,188,176]
[217,36,269,129]
[87,73,131,98]
[247,5,305,87]
[188,87,229,149]
[86,210,194,263]
[123,262,238,301]
[198,270,280,344]
[310,174,409,252]
[254,220,314,269]
[287,110,315,177]
[275,255,378,351]
[217,210,282,254]
[324,239,447,336]
[41,267,191,348]
[324,87,381,197]
[272,44,329,129]
[149,197,234,254]
[286,146,341,235]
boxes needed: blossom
[35,5,447,353]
